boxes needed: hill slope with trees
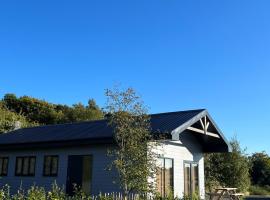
[0,93,104,133]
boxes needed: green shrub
[27,186,46,200]
[47,182,66,200]
[249,185,270,195]
[0,185,11,200]
[12,186,26,200]
[70,185,91,200]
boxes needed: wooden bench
[230,193,244,200]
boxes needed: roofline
[204,110,232,152]
[0,137,114,151]
[150,109,206,116]
[171,109,232,152]
[5,109,206,135]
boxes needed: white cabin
[0,109,230,199]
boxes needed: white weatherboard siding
[155,139,205,199]
[0,138,205,198]
[0,145,120,195]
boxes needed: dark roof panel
[0,109,205,146]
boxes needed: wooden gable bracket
[187,116,220,138]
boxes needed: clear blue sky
[0,0,269,154]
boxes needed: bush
[204,138,250,192]
[0,185,11,200]
[249,185,270,195]
[0,183,199,200]
[47,182,66,200]
[27,186,46,200]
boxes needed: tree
[2,94,104,124]
[3,94,63,124]
[64,99,103,122]
[105,87,158,197]
[249,152,270,186]
[0,102,35,133]
[205,138,250,192]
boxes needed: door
[184,162,199,196]
[156,158,174,197]
[66,155,92,195]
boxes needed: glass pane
[2,158,8,175]
[184,163,191,196]
[44,156,51,175]
[16,158,23,175]
[51,157,58,175]
[29,157,36,175]
[156,158,164,197]
[191,164,199,194]
[164,159,173,196]
[82,156,92,195]
[23,157,29,175]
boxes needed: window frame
[156,157,174,197]
[0,157,9,176]
[43,155,59,177]
[15,156,36,177]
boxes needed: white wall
[0,137,205,199]
[154,137,205,199]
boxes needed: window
[0,157,9,176]
[15,156,36,176]
[43,156,58,176]
[184,162,199,196]
[156,158,173,197]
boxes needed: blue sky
[0,0,270,154]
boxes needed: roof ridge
[150,109,205,116]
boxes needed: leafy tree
[249,152,270,186]
[3,94,62,124]
[64,99,103,122]
[205,138,250,192]
[2,94,103,124]
[105,87,158,197]
[0,102,35,133]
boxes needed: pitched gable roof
[0,109,230,152]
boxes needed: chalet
[0,109,230,198]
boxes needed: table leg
[217,190,225,200]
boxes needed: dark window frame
[15,156,36,176]
[0,157,9,176]
[43,155,59,177]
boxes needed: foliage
[47,181,66,200]
[249,185,270,195]
[249,152,270,186]
[105,87,158,196]
[27,186,46,200]
[0,185,11,200]
[204,138,250,192]
[0,102,35,133]
[2,94,103,125]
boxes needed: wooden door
[184,162,199,196]
[66,155,92,195]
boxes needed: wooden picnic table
[210,187,244,200]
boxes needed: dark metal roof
[0,109,203,145]
[0,109,230,152]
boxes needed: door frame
[183,160,200,196]
[66,155,93,195]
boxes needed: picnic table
[209,187,244,200]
